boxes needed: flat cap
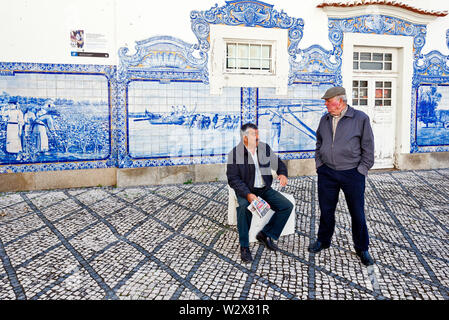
[321,86,346,100]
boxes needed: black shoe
[256,231,278,251]
[240,247,253,263]
[355,249,374,266]
[307,240,330,253]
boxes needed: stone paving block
[314,268,375,300]
[153,203,194,231]
[126,218,174,253]
[36,265,104,300]
[422,255,449,289]
[154,235,206,278]
[0,169,448,300]
[155,185,187,200]
[116,259,181,300]
[68,223,117,261]
[0,265,16,300]
[15,245,79,299]
[370,238,433,282]
[255,248,309,299]
[52,209,99,238]
[375,263,446,300]
[89,241,145,289]
[105,206,148,236]
[176,192,210,212]
[181,215,224,246]
[0,213,46,244]
[189,254,248,300]
[0,193,24,209]
[40,198,84,222]
[27,191,69,210]
[0,201,33,224]
[75,189,111,206]
[131,193,169,215]
[4,226,61,268]
[88,196,127,218]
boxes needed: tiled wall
[1,0,448,174]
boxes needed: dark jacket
[226,141,288,199]
[315,105,375,175]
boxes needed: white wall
[0,0,448,64]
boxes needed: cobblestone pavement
[0,169,448,300]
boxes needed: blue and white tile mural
[0,64,114,173]
[257,83,331,153]
[416,84,449,146]
[127,81,241,158]
[1,0,449,174]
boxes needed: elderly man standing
[227,123,293,263]
[309,86,375,266]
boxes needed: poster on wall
[70,29,109,58]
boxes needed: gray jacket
[315,105,374,176]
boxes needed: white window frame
[352,46,399,75]
[224,40,274,75]
[209,24,289,95]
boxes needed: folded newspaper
[247,197,274,218]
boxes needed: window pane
[384,99,391,106]
[384,82,392,87]
[238,44,249,58]
[353,99,359,105]
[227,44,236,57]
[250,45,261,59]
[250,59,261,69]
[262,45,271,58]
[376,81,383,88]
[261,59,270,70]
[359,88,368,98]
[360,62,383,70]
[352,88,358,99]
[227,58,236,69]
[375,100,383,106]
[353,62,359,70]
[360,81,368,87]
[360,99,368,106]
[353,80,359,87]
[384,62,392,70]
[376,89,383,98]
[384,89,391,98]
[385,53,392,61]
[373,53,383,61]
[360,52,371,61]
[353,52,359,60]
[237,58,249,69]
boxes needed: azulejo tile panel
[126,80,241,160]
[0,62,116,173]
[257,83,332,159]
[1,1,449,174]
[412,49,449,152]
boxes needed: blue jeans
[236,187,293,248]
[317,164,369,251]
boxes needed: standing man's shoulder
[350,106,370,120]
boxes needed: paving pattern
[0,169,448,300]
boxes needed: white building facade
[0,0,448,191]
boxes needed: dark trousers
[236,187,293,248]
[317,164,369,251]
